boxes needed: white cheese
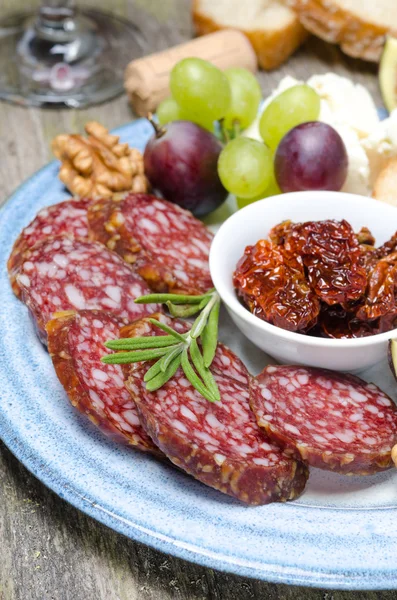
[307,73,380,139]
[361,109,397,187]
[334,125,371,196]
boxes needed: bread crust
[192,0,308,70]
[285,0,397,62]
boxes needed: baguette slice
[284,0,397,62]
[192,0,308,70]
[373,157,397,206]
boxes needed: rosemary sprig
[102,289,221,402]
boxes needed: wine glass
[0,0,146,107]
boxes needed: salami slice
[16,236,159,343]
[250,365,397,475]
[47,310,159,453]
[8,197,92,297]
[120,317,308,505]
[120,314,250,386]
[88,193,213,294]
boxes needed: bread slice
[284,0,397,62]
[192,0,308,70]
[373,157,397,206]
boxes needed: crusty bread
[373,157,397,206]
[284,0,397,62]
[192,0,308,70]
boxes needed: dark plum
[144,119,228,217]
[274,122,348,193]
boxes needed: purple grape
[274,122,348,193]
[144,120,228,217]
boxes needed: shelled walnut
[52,121,149,197]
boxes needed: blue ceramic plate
[2,119,397,591]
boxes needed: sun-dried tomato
[235,220,397,338]
[356,227,375,247]
[269,220,293,246]
[233,240,320,332]
[356,253,397,320]
[283,220,367,306]
[359,246,379,274]
[316,304,377,338]
[362,232,397,273]
[377,232,397,258]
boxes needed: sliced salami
[88,193,213,294]
[250,365,397,475]
[47,310,159,453]
[16,236,159,343]
[8,197,92,297]
[120,317,309,505]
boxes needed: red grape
[144,119,228,217]
[274,122,348,193]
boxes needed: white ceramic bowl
[210,191,397,372]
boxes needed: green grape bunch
[153,58,324,211]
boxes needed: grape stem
[232,120,241,139]
[147,112,166,138]
[219,118,229,145]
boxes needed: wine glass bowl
[0,4,146,108]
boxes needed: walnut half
[52,121,149,197]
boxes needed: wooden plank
[0,1,392,599]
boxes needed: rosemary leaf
[191,293,219,340]
[101,347,169,364]
[143,358,163,382]
[146,353,182,392]
[198,296,211,310]
[105,335,179,350]
[149,319,187,342]
[181,349,218,403]
[103,290,222,403]
[201,297,220,368]
[159,343,184,373]
[135,292,211,305]
[189,339,221,401]
[191,311,208,339]
[166,302,202,318]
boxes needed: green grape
[179,109,214,132]
[236,194,263,209]
[157,96,214,132]
[262,168,281,198]
[236,166,281,209]
[157,97,182,125]
[259,84,321,150]
[170,58,231,123]
[223,68,262,130]
[218,137,272,199]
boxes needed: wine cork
[124,30,258,117]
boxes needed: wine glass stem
[36,0,77,40]
[38,0,75,26]
[40,0,75,14]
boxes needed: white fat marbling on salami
[8,198,92,290]
[251,365,397,475]
[17,236,158,340]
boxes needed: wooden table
[0,1,393,598]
